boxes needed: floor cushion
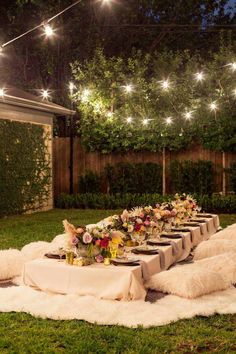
[146,266,228,299]
[21,241,51,261]
[211,228,236,241]
[194,239,236,260]
[0,249,25,280]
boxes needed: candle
[104,258,110,266]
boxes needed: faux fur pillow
[21,241,51,261]
[0,249,25,280]
[194,239,236,260]
[211,228,236,241]
[146,267,228,299]
[195,252,236,284]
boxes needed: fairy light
[126,116,133,123]
[165,117,173,125]
[142,118,149,126]
[0,88,5,97]
[124,84,133,94]
[69,82,75,92]
[107,111,113,118]
[209,102,218,111]
[184,111,194,120]
[230,62,236,72]
[161,79,170,91]
[42,89,50,100]
[195,72,204,82]
[44,24,54,37]
[233,88,236,97]
[81,88,90,102]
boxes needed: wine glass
[58,247,64,261]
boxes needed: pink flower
[144,220,150,226]
[95,255,104,263]
[71,236,78,246]
[82,232,93,244]
[139,213,144,219]
[76,227,84,234]
[100,237,109,249]
[95,239,101,246]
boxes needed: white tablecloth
[23,214,220,301]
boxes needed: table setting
[23,193,220,301]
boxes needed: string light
[184,111,194,120]
[44,24,54,37]
[126,116,133,123]
[233,89,236,97]
[81,88,91,102]
[161,79,170,91]
[165,117,173,125]
[230,62,236,72]
[195,72,204,82]
[41,89,50,100]
[209,102,218,111]
[69,82,76,92]
[107,111,113,118]
[142,118,149,126]
[124,84,133,94]
[0,88,5,97]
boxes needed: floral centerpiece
[63,220,124,264]
[155,203,177,231]
[172,194,198,225]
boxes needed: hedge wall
[0,119,51,217]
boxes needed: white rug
[0,284,236,328]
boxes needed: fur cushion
[211,228,236,241]
[0,249,25,280]
[194,253,236,284]
[194,239,236,260]
[21,241,51,261]
[146,266,228,299]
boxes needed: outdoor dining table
[23,214,220,301]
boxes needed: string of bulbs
[77,61,236,128]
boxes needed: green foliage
[169,160,214,195]
[228,163,236,192]
[78,170,101,193]
[72,46,236,153]
[105,162,162,194]
[56,193,236,213]
[0,119,51,217]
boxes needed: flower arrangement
[173,194,198,224]
[63,220,124,263]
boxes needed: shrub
[56,193,236,213]
[78,170,101,193]
[170,160,214,195]
[228,163,236,192]
[105,162,162,194]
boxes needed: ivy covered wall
[0,119,52,217]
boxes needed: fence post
[222,151,226,196]
[162,147,166,195]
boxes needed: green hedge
[56,193,236,213]
[105,163,162,194]
[0,119,51,217]
[169,160,214,195]
[78,171,101,193]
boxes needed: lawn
[0,210,236,354]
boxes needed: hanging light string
[1,0,83,49]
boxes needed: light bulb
[166,117,172,124]
[124,84,133,94]
[209,102,217,111]
[184,111,193,120]
[42,89,49,100]
[0,88,5,97]
[107,111,113,118]
[126,116,133,123]
[195,72,204,82]
[44,24,54,37]
[161,79,170,90]
[142,118,149,125]
[69,82,75,92]
[230,62,236,71]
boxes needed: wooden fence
[53,137,236,198]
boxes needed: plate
[111,258,140,266]
[45,253,66,259]
[147,240,170,246]
[172,228,191,232]
[160,234,182,239]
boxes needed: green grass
[0,210,236,354]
